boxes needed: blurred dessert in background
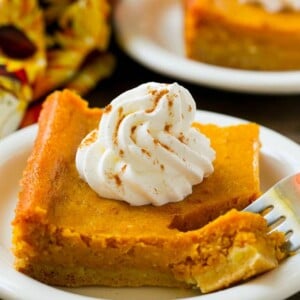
[0,0,114,139]
[184,0,300,70]
[239,0,300,12]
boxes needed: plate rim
[1,110,300,300]
[113,0,300,94]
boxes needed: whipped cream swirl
[240,0,300,12]
[76,82,215,206]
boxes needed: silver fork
[244,172,300,252]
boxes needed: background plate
[114,0,300,94]
[1,111,300,300]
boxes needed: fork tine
[274,216,300,251]
[269,221,290,234]
[243,195,274,214]
[288,235,300,252]
[244,173,300,253]
[264,208,285,226]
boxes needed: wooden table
[87,43,300,300]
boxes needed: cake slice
[184,0,300,70]
[12,90,286,293]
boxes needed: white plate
[1,111,300,300]
[114,0,300,94]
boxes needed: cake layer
[14,209,286,292]
[184,0,300,70]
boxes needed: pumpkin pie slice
[12,90,286,293]
[184,0,300,70]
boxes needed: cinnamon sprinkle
[178,133,185,143]
[113,107,124,145]
[164,124,171,132]
[168,96,174,108]
[130,125,137,143]
[114,174,122,186]
[79,130,97,148]
[131,125,137,134]
[146,88,168,113]
[141,148,151,157]
[154,138,174,154]
[161,143,172,152]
